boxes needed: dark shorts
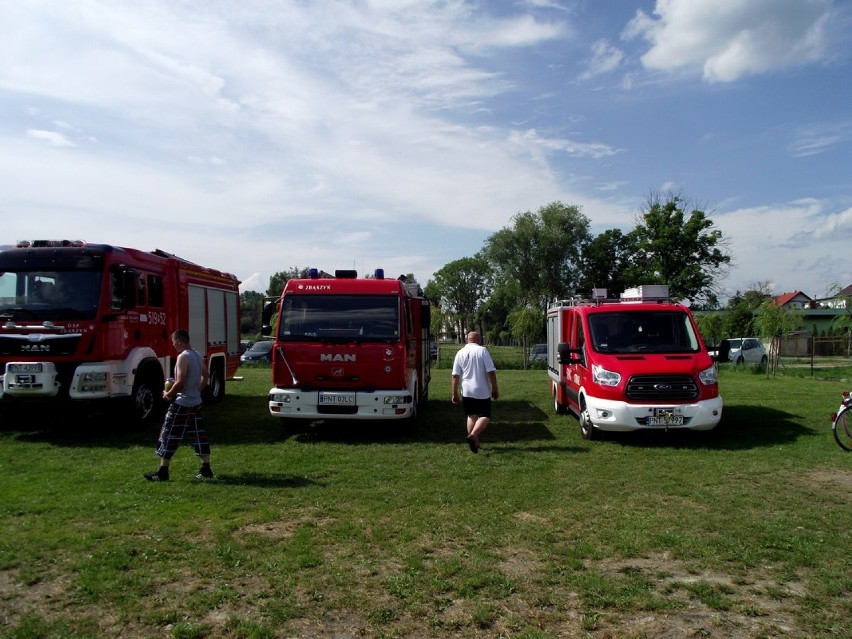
[155,404,209,459]
[461,396,491,418]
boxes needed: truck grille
[626,375,698,401]
[0,335,81,357]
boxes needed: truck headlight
[698,365,718,385]
[592,364,620,387]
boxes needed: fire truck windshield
[588,311,701,354]
[0,269,102,322]
[279,294,400,342]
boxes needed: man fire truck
[0,240,241,422]
[547,285,722,440]
[263,268,431,420]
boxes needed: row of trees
[424,194,731,349]
[239,192,850,368]
[239,193,734,346]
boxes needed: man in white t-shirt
[451,331,499,453]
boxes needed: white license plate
[9,363,42,373]
[319,392,355,405]
[649,409,684,426]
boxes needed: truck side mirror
[557,342,582,365]
[261,298,278,336]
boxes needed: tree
[240,290,266,337]
[483,201,591,313]
[754,301,804,376]
[624,193,731,306]
[576,228,632,297]
[694,311,725,350]
[267,266,311,297]
[507,306,545,367]
[429,256,490,340]
[724,285,773,338]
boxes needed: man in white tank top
[144,329,212,481]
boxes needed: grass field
[1,360,851,638]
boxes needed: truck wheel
[409,385,419,420]
[131,370,163,424]
[579,404,597,440]
[205,364,225,403]
[553,382,567,415]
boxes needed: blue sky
[1,0,850,303]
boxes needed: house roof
[774,290,812,307]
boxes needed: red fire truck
[547,285,722,439]
[263,268,431,420]
[0,240,241,422]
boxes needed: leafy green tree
[624,193,731,306]
[754,301,804,375]
[507,306,545,367]
[483,202,591,311]
[429,256,490,340]
[576,228,632,298]
[694,311,725,349]
[240,290,265,337]
[724,285,772,337]
[267,266,309,298]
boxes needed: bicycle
[831,391,852,451]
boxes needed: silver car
[726,337,768,366]
[529,343,547,362]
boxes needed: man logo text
[321,354,356,362]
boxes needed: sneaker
[196,465,214,479]
[144,468,169,482]
[466,435,479,454]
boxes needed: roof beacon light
[308,268,319,279]
[374,268,384,279]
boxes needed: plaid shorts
[154,404,210,460]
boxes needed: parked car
[714,337,768,366]
[430,343,438,360]
[239,339,254,354]
[240,339,273,363]
[529,343,547,362]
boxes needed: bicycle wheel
[833,405,852,451]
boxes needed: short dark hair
[172,329,190,343]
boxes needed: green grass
[1,365,851,638]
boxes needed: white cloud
[26,129,74,147]
[715,199,852,297]
[578,38,624,80]
[623,0,833,82]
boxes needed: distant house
[814,284,852,310]
[773,290,814,309]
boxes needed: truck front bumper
[584,394,723,432]
[268,388,415,419]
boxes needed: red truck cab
[547,286,722,439]
[264,269,431,421]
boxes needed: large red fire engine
[263,268,431,420]
[547,285,722,439]
[0,240,241,422]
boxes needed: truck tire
[205,362,225,404]
[579,402,597,440]
[131,365,164,424]
[409,385,419,420]
[552,382,567,415]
